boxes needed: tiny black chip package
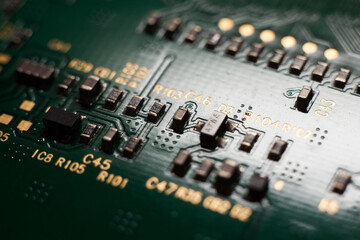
[245,173,269,202]
[268,139,288,161]
[247,43,264,63]
[146,101,166,123]
[80,123,98,144]
[200,111,228,149]
[172,150,192,177]
[43,107,82,142]
[124,95,145,116]
[170,106,191,133]
[295,86,314,113]
[101,127,120,154]
[104,88,124,110]
[289,55,307,76]
[214,159,240,195]
[123,136,142,158]
[78,75,103,106]
[15,59,55,88]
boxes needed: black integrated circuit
[16,59,55,88]
[43,107,82,142]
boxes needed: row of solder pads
[143,12,357,93]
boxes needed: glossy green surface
[1,0,360,239]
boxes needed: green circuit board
[1,0,360,239]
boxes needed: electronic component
[289,55,307,76]
[58,74,78,96]
[78,75,103,106]
[15,59,55,88]
[123,136,142,158]
[267,49,285,69]
[164,18,182,40]
[184,25,202,44]
[225,37,243,56]
[2,0,22,14]
[9,29,31,47]
[170,107,191,133]
[205,32,222,50]
[80,123,98,144]
[6,1,360,238]
[171,150,192,177]
[245,173,269,202]
[239,131,259,153]
[104,88,123,110]
[332,171,351,194]
[101,127,120,153]
[333,68,351,89]
[214,159,240,195]
[268,139,288,161]
[146,101,166,123]
[194,160,214,182]
[124,95,145,116]
[311,62,328,82]
[42,107,82,142]
[247,43,264,63]
[200,111,228,149]
[295,86,314,113]
[143,11,161,34]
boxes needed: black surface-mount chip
[80,123,98,145]
[268,139,288,161]
[143,11,162,34]
[123,136,142,158]
[332,171,351,194]
[164,18,182,40]
[15,59,55,88]
[333,68,351,89]
[295,86,314,113]
[101,127,120,154]
[9,29,32,47]
[184,25,202,44]
[171,150,192,177]
[43,107,82,142]
[124,95,145,116]
[194,160,214,182]
[247,43,264,63]
[245,173,269,202]
[239,131,259,153]
[58,74,79,96]
[170,106,191,133]
[225,37,243,57]
[268,49,286,70]
[200,111,228,149]
[205,32,222,50]
[355,83,360,94]
[2,0,23,14]
[104,88,124,110]
[311,62,329,82]
[78,75,103,106]
[146,101,166,123]
[289,55,307,76]
[214,159,240,196]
